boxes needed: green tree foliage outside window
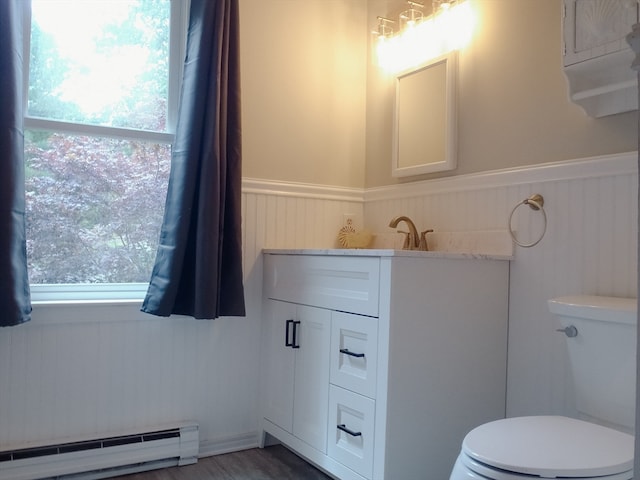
[25,0,174,284]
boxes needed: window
[24,0,188,299]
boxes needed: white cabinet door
[263,301,331,453]
[293,305,331,453]
[563,0,637,66]
[561,0,638,116]
[262,300,296,433]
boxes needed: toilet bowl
[450,296,637,480]
[449,416,634,479]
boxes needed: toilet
[450,295,637,480]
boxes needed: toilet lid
[462,416,634,478]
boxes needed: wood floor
[109,445,333,480]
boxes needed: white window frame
[24,0,190,304]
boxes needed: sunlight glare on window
[29,0,170,132]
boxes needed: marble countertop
[263,230,514,261]
[262,248,512,261]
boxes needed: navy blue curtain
[142,0,245,319]
[0,0,32,327]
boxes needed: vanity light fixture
[372,16,395,62]
[432,0,455,12]
[399,1,424,31]
[374,16,395,39]
[375,0,475,73]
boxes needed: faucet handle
[396,230,412,249]
[419,229,434,251]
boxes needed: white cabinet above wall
[562,0,638,117]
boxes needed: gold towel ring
[509,194,546,248]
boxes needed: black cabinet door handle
[285,319,294,347]
[340,348,365,358]
[292,320,301,349]
[337,424,362,437]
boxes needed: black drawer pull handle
[337,424,362,437]
[292,320,301,349]
[285,319,294,347]
[340,348,365,358]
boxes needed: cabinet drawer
[330,311,378,399]
[264,254,380,317]
[327,385,375,479]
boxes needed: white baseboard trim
[198,431,260,458]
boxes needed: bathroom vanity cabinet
[260,250,509,480]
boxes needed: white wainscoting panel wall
[0,181,363,457]
[0,153,635,458]
[364,152,638,420]
[0,304,261,456]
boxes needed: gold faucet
[388,216,433,251]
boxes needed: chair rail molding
[363,152,637,202]
[242,177,363,202]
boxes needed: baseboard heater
[0,422,198,480]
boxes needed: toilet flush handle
[556,325,578,338]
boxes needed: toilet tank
[548,295,637,431]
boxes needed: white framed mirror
[392,51,457,177]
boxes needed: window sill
[32,298,143,308]
[29,292,150,326]
[30,283,148,305]
[26,284,194,325]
